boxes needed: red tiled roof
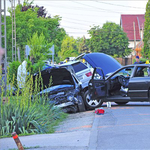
[120,14,145,41]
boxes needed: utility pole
[18,0,20,5]
[11,0,17,61]
[0,0,7,61]
[0,0,7,93]
[133,22,136,56]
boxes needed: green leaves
[87,22,130,57]
[0,72,67,137]
[58,35,79,61]
[5,3,66,62]
[143,0,150,58]
[27,32,52,63]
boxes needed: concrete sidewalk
[0,110,99,150]
[0,131,90,150]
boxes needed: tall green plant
[58,35,79,61]
[3,4,66,62]
[143,0,150,58]
[8,61,21,87]
[87,22,130,57]
[27,32,52,63]
[0,71,67,137]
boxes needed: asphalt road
[95,102,150,150]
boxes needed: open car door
[88,67,106,99]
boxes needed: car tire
[115,102,128,105]
[84,90,103,110]
[77,95,86,112]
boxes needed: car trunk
[33,67,75,91]
[83,53,122,76]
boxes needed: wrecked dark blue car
[34,67,85,113]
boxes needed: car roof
[123,64,150,67]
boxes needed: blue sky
[6,0,148,39]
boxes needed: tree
[143,0,150,58]
[78,36,90,54]
[27,32,52,63]
[4,3,66,61]
[58,35,79,61]
[87,22,130,57]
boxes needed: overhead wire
[45,3,106,13]
[72,1,123,14]
[40,2,145,38]
[93,1,145,9]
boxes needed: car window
[113,67,134,77]
[93,71,102,80]
[72,62,88,73]
[134,66,150,77]
[93,68,104,80]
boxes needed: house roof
[120,14,145,41]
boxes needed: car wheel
[84,90,103,110]
[115,102,128,105]
[77,95,86,112]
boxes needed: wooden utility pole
[133,22,136,56]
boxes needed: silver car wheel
[85,92,102,107]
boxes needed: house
[120,14,145,54]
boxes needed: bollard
[107,101,111,108]
[12,132,24,150]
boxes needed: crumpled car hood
[38,84,74,95]
[83,53,122,76]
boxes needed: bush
[26,60,45,75]
[140,58,148,63]
[133,58,148,64]
[0,72,67,137]
[8,61,21,87]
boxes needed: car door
[88,67,106,99]
[128,66,150,100]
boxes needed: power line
[94,1,145,9]
[73,1,123,14]
[62,16,104,25]
[49,10,120,18]
[62,17,104,26]
[61,19,93,27]
[45,3,105,13]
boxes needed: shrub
[8,61,21,87]
[26,60,45,75]
[140,58,148,63]
[0,72,67,137]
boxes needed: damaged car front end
[34,67,85,113]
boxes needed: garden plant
[0,65,67,138]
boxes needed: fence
[115,57,133,66]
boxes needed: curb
[88,112,100,150]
